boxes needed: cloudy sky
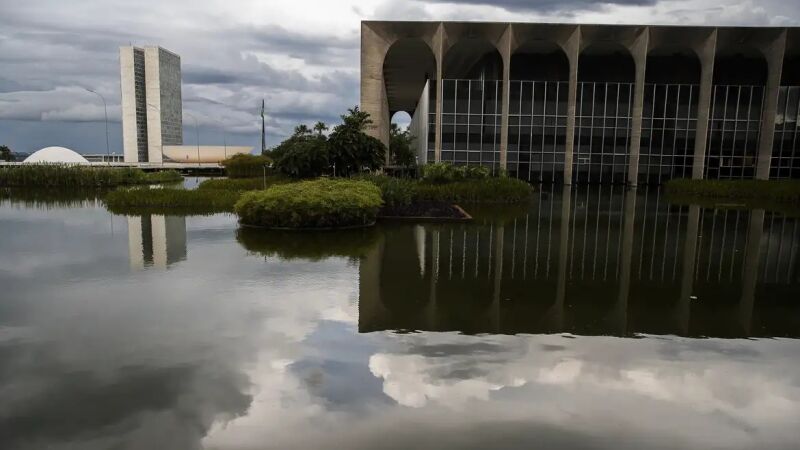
[0,0,798,155]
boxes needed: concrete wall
[408,80,430,164]
[362,21,798,184]
[120,47,139,163]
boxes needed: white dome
[24,147,89,164]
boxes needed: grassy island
[235,178,383,229]
[104,187,240,215]
[0,165,182,187]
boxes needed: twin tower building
[119,46,183,164]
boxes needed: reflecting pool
[0,185,798,449]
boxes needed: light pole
[85,88,110,163]
[185,112,200,166]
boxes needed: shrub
[359,174,533,206]
[421,162,490,183]
[221,154,273,178]
[198,176,288,192]
[0,165,181,187]
[234,178,383,229]
[105,187,239,215]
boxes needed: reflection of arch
[378,227,431,314]
[638,46,702,184]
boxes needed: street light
[85,88,110,163]
[184,112,201,167]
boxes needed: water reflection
[360,186,800,338]
[127,215,187,269]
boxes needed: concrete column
[692,31,717,179]
[360,23,393,152]
[627,28,650,186]
[433,24,445,163]
[498,24,513,171]
[756,31,788,180]
[563,28,581,185]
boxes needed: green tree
[293,124,312,136]
[327,106,386,176]
[272,133,329,178]
[313,121,328,136]
[0,145,13,162]
[389,123,416,168]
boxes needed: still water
[1,185,799,449]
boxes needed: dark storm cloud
[419,0,658,13]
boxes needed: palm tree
[294,124,311,136]
[313,121,328,136]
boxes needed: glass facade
[573,82,634,184]
[772,86,800,179]
[440,79,502,170]
[639,84,699,184]
[507,81,568,182]
[704,85,765,179]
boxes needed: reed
[0,165,182,187]
[104,187,239,215]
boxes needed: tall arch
[507,41,570,183]
[574,43,636,184]
[383,38,436,165]
[773,38,800,179]
[704,47,768,179]
[440,38,504,169]
[639,46,702,184]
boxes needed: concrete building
[361,21,800,184]
[120,46,183,163]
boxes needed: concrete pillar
[692,31,717,180]
[498,24,513,171]
[756,31,788,180]
[563,28,581,185]
[433,24,445,163]
[627,28,650,186]
[360,23,393,151]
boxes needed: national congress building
[361,21,800,184]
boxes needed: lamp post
[185,112,200,167]
[85,88,110,164]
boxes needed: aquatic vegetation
[104,187,240,215]
[0,165,182,187]
[234,178,383,229]
[197,176,289,192]
[359,174,533,207]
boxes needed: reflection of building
[127,215,187,269]
[359,187,800,337]
[120,45,183,164]
[362,22,800,183]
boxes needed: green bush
[359,174,533,206]
[0,165,181,187]
[234,178,383,229]
[664,179,800,203]
[421,163,490,184]
[198,176,288,192]
[272,134,329,178]
[105,187,239,215]
[221,154,272,178]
